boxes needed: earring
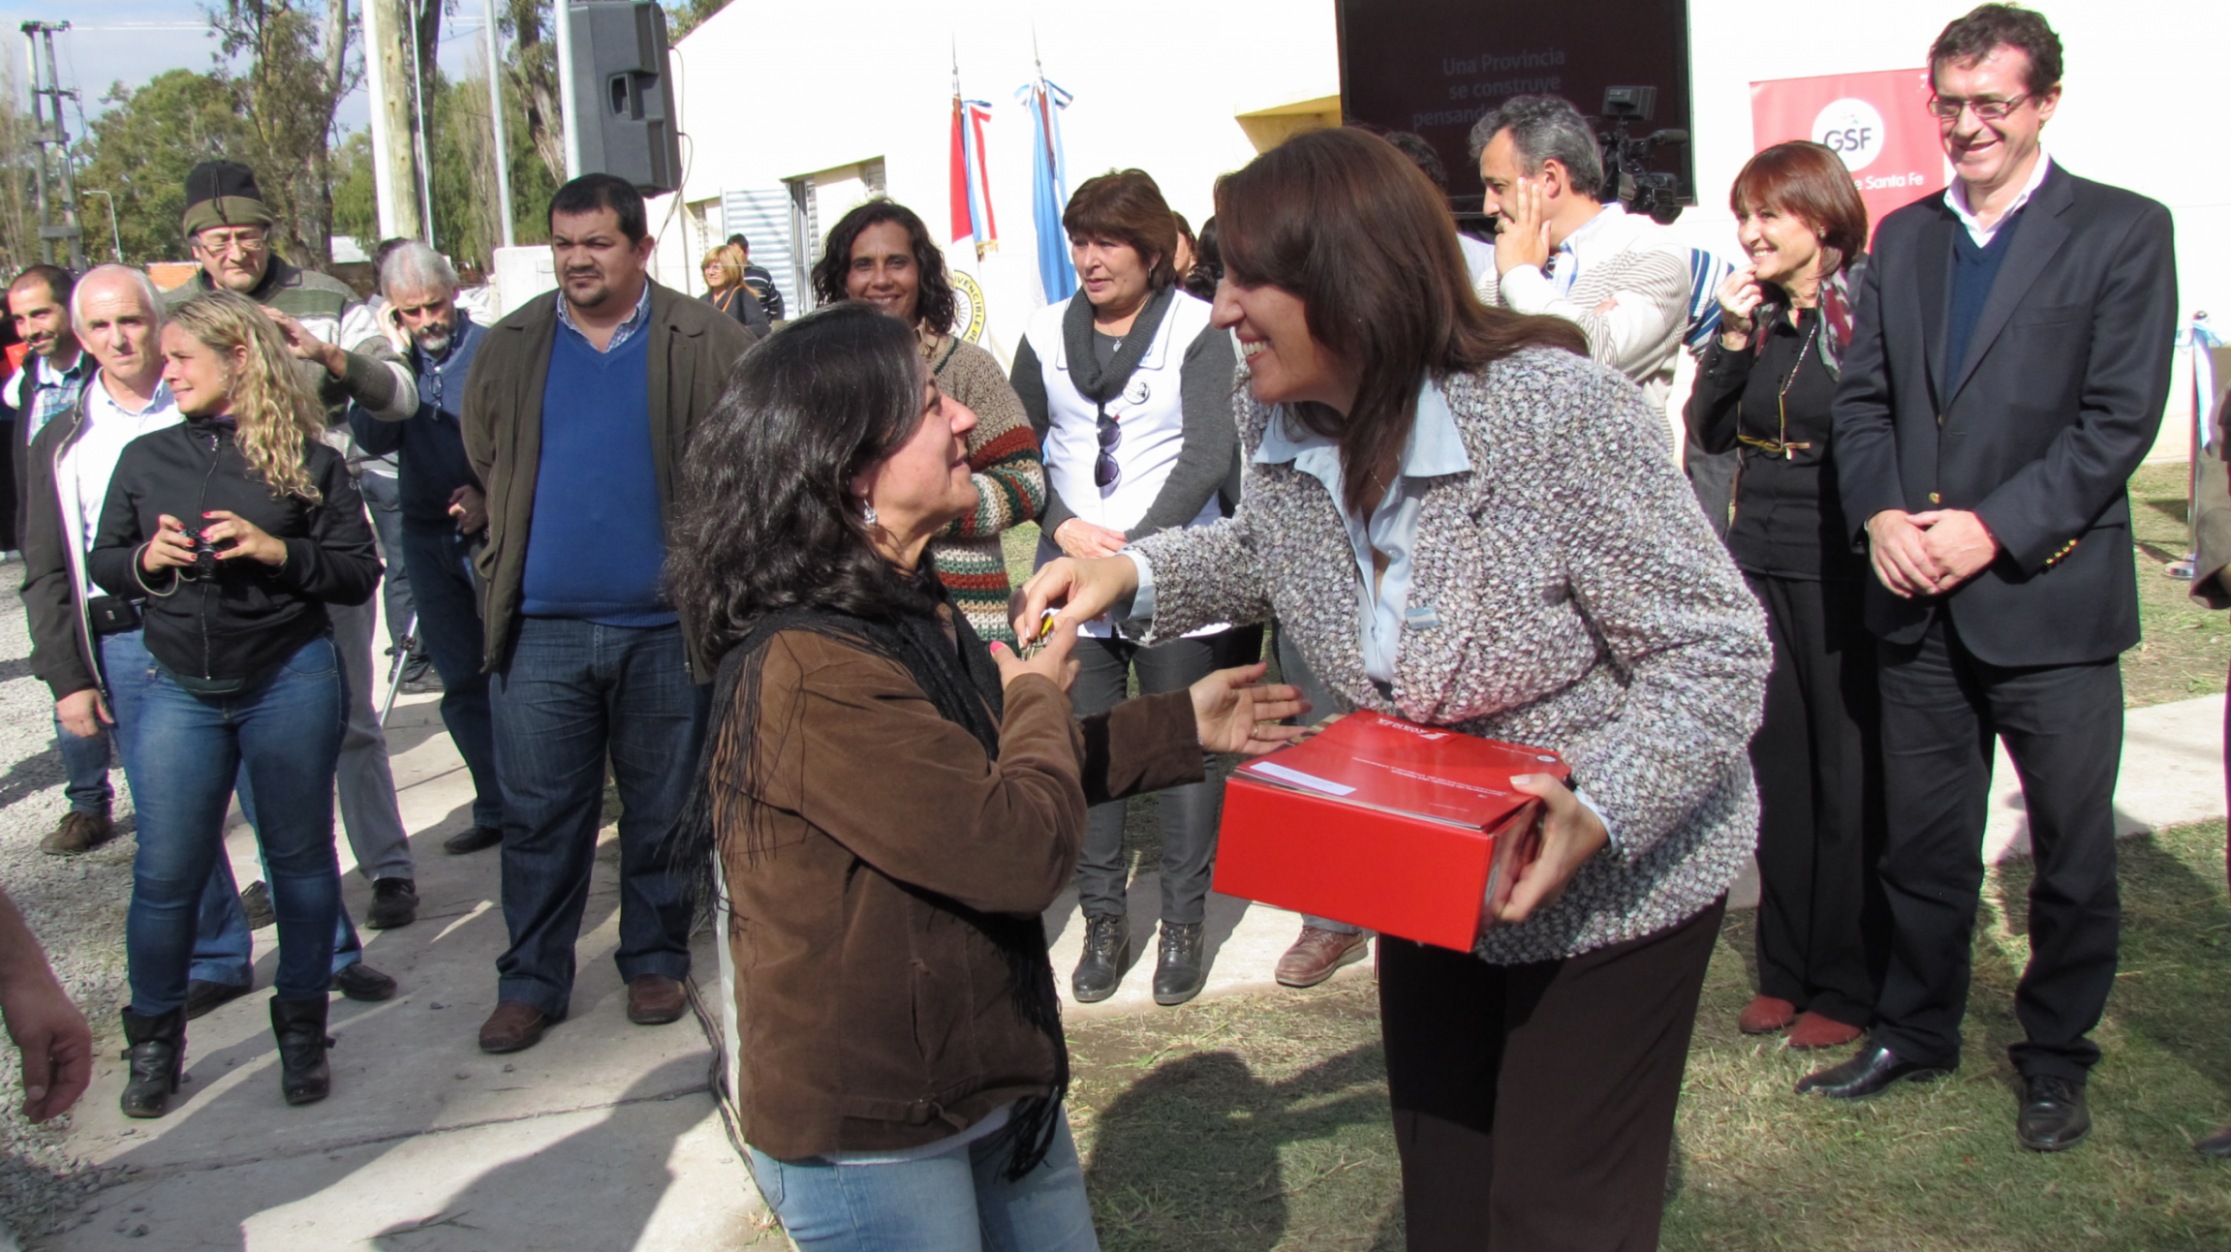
[860,501,878,526]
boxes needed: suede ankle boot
[269,995,334,1106]
[118,1007,186,1119]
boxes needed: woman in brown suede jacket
[666,303,1302,1251]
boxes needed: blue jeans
[100,628,364,988]
[746,1110,1097,1252]
[123,634,345,1013]
[490,617,705,1016]
[404,521,501,829]
[53,712,113,814]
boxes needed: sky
[9,0,492,135]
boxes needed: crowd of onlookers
[0,3,2221,1249]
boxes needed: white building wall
[650,0,1339,361]
[654,0,2220,365]
[1678,0,2223,330]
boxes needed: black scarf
[1061,283,1176,409]
[671,597,1070,1181]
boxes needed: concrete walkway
[32,691,2228,1250]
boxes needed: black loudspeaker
[565,0,682,195]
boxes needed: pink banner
[1750,68,1947,240]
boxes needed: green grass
[1063,819,2231,1251]
[1021,468,2231,1246]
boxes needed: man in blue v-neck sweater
[461,174,755,1055]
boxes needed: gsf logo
[1812,98,1887,172]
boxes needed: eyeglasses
[1926,92,2032,122]
[1094,411,1122,490]
[195,230,268,257]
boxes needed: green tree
[73,70,254,264]
[664,0,730,39]
[209,0,359,266]
[329,129,376,246]
[0,61,40,271]
[502,0,565,184]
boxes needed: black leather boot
[118,1007,186,1119]
[1153,922,1207,1006]
[1072,914,1129,1003]
[270,995,334,1106]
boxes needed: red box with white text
[1213,712,1567,951]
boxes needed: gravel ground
[0,557,141,1240]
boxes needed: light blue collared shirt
[555,281,652,355]
[1131,377,1467,686]
[1254,379,1469,686]
[1129,378,1612,832]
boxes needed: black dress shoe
[2197,1121,2231,1158]
[1795,1044,1953,1099]
[2017,1074,2091,1151]
[1152,922,1207,1006]
[366,878,418,929]
[1071,914,1128,1003]
[443,825,503,855]
[330,962,398,1001]
[184,979,251,1021]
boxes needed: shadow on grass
[1083,1043,1389,1251]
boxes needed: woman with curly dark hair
[811,200,1045,644]
[666,302,1300,1250]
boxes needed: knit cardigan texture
[1133,347,1771,962]
[928,336,1045,644]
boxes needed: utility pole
[405,0,436,249]
[484,0,514,248]
[20,20,84,270]
[554,0,580,178]
[361,0,424,242]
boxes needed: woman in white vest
[1009,169,1252,1009]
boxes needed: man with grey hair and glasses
[349,242,505,857]
[1470,93,1691,411]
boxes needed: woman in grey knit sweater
[1019,129,1770,1248]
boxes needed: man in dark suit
[1798,4,2178,1153]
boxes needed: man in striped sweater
[1470,94,1691,414]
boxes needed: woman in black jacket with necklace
[89,290,381,1117]
[1687,141,1886,1051]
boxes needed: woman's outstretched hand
[988,613,1080,693]
[1190,661,1309,756]
[1012,556,1141,639]
[1496,774,1610,924]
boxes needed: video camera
[1597,86,1689,225]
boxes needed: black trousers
[1747,573,1887,1026]
[1871,613,2122,1081]
[1380,901,1723,1252]
[1070,626,1262,925]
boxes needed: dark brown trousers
[1379,899,1724,1251]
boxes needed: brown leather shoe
[41,809,114,856]
[626,975,688,1026]
[1787,1010,1864,1050]
[1275,926,1371,988]
[1739,994,1798,1035]
[478,1001,553,1053]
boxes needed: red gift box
[1213,712,1569,951]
